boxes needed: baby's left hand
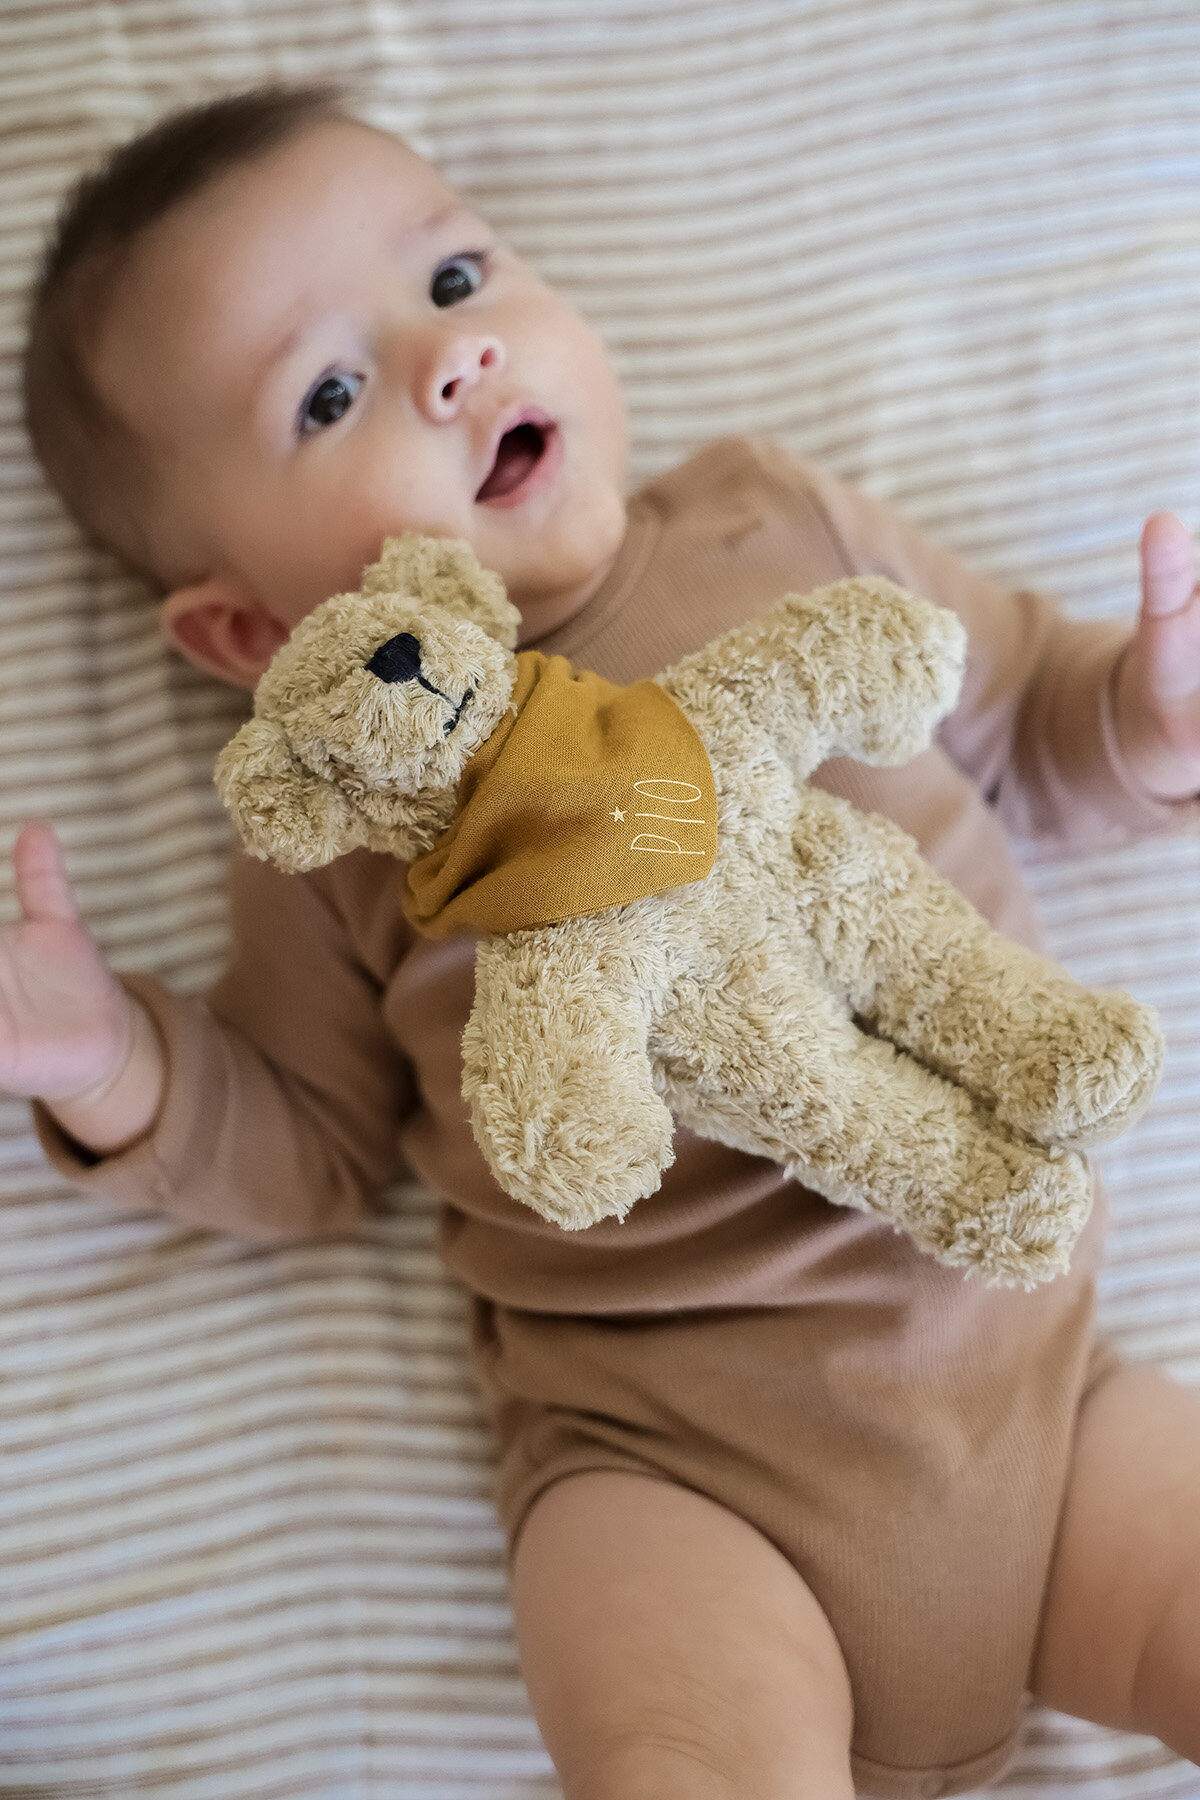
[1114,512,1200,801]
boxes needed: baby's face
[89,119,630,651]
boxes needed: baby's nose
[365,632,423,683]
[419,331,504,421]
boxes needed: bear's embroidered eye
[297,372,362,437]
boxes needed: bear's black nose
[365,632,423,684]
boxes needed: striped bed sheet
[1,2,1199,1795]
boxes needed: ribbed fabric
[472,1290,1117,1796]
[5,6,1200,1797]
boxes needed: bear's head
[215,534,522,872]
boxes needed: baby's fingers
[12,820,81,927]
[1134,513,1200,706]
[1140,511,1196,621]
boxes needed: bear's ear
[361,534,521,649]
[214,717,361,874]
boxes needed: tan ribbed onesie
[34,439,1200,1798]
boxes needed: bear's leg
[658,946,1092,1286]
[462,916,675,1231]
[790,786,1162,1148]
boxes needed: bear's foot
[988,987,1163,1151]
[919,1145,1094,1288]
[465,1064,676,1231]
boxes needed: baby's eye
[297,371,362,437]
[430,252,488,309]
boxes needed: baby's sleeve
[33,851,416,1243]
[753,438,1200,848]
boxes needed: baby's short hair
[22,82,351,584]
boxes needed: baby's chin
[495,489,627,608]
[510,552,625,645]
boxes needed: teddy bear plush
[215,534,1163,1288]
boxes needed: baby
[13,84,1200,1798]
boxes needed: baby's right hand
[1,821,164,1151]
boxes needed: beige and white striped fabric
[2,2,1200,1794]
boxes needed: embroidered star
[610,807,626,822]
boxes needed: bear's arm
[747,436,1200,849]
[33,850,414,1244]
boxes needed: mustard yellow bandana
[404,652,718,938]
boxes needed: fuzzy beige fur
[215,534,1164,1287]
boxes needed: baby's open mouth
[475,421,552,502]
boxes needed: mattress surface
[2,3,1199,1794]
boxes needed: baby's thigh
[509,1467,855,1800]
[1032,1355,1200,1745]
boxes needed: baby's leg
[1031,1358,1200,1761]
[510,1469,856,1799]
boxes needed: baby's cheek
[297,471,450,603]
[568,325,628,463]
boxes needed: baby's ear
[214,718,361,873]
[160,573,289,690]
[362,534,521,649]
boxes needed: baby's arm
[10,822,413,1242]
